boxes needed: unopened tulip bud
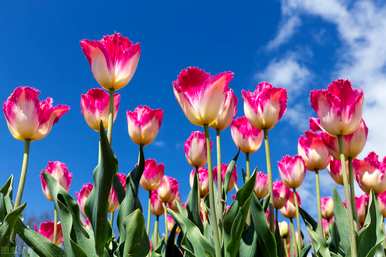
[190,168,209,197]
[158,176,179,203]
[108,173,126,212]
[40,161,72,201]
[140,159,165,191]
[272,181,291,209]
[184,131,208,167]
[37,221,63,245]
[254,171,269,198]
[278,155,306,188]
[377,191,386,218]
[355,194,369,225]
[150,190,164,216]
[213,163,238,192]
[280,192,301,219]
[231,116,263,153]
[320,197,334,219]
[76,183,93,214]
[328,158,348,185]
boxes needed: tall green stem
[289,218,297,257]
[263,129,275,231]
[204,125,222,257]
[53,208,58,243]
[315,170,323,237]
[107,89,114,144]
[348,157,358,223]
[293,188,302,253]
[216,130,223,218]
[154,216,159,248]
[163,203,168,241]
[245,152,250,179]
[147,191,151,235]
[338,135,358,257]
[14,140,31,208]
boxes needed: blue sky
[1,0,386,224]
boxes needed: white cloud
[267,16,301,50]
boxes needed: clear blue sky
[2,0,376,221]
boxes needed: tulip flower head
[230,116,263,153]
[167,215,180,233]
[37,221,63,245]
[355,194,369,225]
[40,161,72,201]
[150,190,164,216]
[210,88,238,131]
[167,192,181,212]
[320,197,334,219]
[184,131,208,167]
[173,67,233,126]
[213,163,238,192]
[108,173,126,212]
[80,88,120,131]
[272,181,291,209]
[242,82,287,130]
[377,191,386,218]
[322,218,333,237]
[280,191,301,219]
[158,176,179,203]
[126,105,163,146]
[140,159,165,191]
[310,79,364,136]
[80,33,141,91]
[298,131,330,171]
[354,152,386,194]
[3,86,69,141]
[279,221,289,238]
[328,158,348,185]
[278,155,306,189]
[76,183,93,214]
[189,167,209,198]
[254,171,269,198]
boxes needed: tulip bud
[322,218,333,237]
[230,116,263,153]
[3,86,69,141]
[76,183,93,214]
[377,191,386,218]
[37,221,63,245]
[127,105,163,146]
[355,194,369,225]
[278,155,306,188]
[173,67,234,126]
[80,33,141,91]
[184,131,208,167]
[280,192,301,219]
[272,181,291,209]
[354,152,386,194]
[310,79,363,136]
[80,88,120,131]
[40,161,72,201]
[189,168,209,198]
[242,82,287,130]
[298,131,330,171]
[107,173,126,212]
[167,192,181,212]
[213,163,238,192]
[320,197,334,219]
[254,171,269,198]
[158,176,179,203]
[279,221,289,238]
[140,159,165,191]
[328,158,348,185]
[210,89,238,131]
[150,190,164,216]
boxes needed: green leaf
[122,209,150,257]
[306,226,331,257]
[165,224,183,257]
[0,203,26,245]
[222,150,240,197]
[274,219,286,257]
[332,189,351,256]
[239,225,258,257]
[299,207,317,231]
[299,244,312,257]
[187,172,203,232]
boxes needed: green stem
[154,216,159,249]
[111,211,115,238]
[338,135,358,257]
[216,130,223,219]
[293,188,302,253]
[204,125,222,257]
[264,129,275,231]
[289,218,297,257]
[315,170,323,237]
[147,191,151,235]
[163,203,168,241]
[107,89,114,144]
[53,207,58,243]
[245,152,250,179]
[14,140,31,209]
[348,157,358,223]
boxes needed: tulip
[167,192,181,212]
[328,158,348,185]
[242,82,287,130]
[213,163,238,192]
[377,191,386,218]
[353,152,386,194]
[158,176,179,203]
[298,131,330,171]
[76,183,93,214]
[279,221,289,238]
[166,215,180,233]
[230,116,263,154]
[272,181,291,209]
[80,33,141,91]
[37,221,63,245]
[150,190,164,216]
[355,194,369,225]
[209,89,238,131]
[126,105,163,146]
[173,67,233,126]
[322,218,333,237]
[189,167,209,198]
[108,173,126,212]
[320,197,334,219]
[80,88,120,132]
[184,131,208,167]
[278,155,306,189]
[280,191,301,219]
[140,159,165,191]
[40,161,72,201]
[254,171,269,198]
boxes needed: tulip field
[1,32,385,257]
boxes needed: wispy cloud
[266,16,301,50]
[153,140,166,148]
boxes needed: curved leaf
[122,209,149,257]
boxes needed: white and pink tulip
[140,159,165,191]
[184,131,208,168]
[320,197,334,219]
[76,183,93,214]
[150,190,164,216]
[40,161,72,201]
[213,163,238,192]
[108,173,127,212]
[278,155,306,189]
[272,181,291,209]
[280,191,301,219]
[158,176,179,203]
[298,131,330,171]
[37,221,63,245]
[230,116,263,153]
[210,88,238,131]
[254,171,269,198]
[189,167,209,198]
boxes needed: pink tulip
[272,181,291,209]
[377,191,386,218]
[230,116,263,153]
[167,215,180,233]
[298,131,330,171]
[242,82,287,130]
[278,155,306,189]
[80,88,120,131]
[167,192,181,212]
[189,167,209,197]
[76,183,93,214]
[210,89,238,131]
[184,131,208,167]
[254,171,269,198]
[126,105,163,146]
[150,190,164,216]
[280,191,301,219]
[320,197,334,219]
[37,221,63,245]
[213,163,238,192]
[158,176,179,203]
[140,159,165,191]
[322,218,333,237]
[40,161,72,201]
[3,87,69,141]
[173,67,233,126]
[108,173,126,212]
[310,79,364,136]
[328,158,348,185]
[80,33,141,91]
[355,194,369,225]
[353,152,386,194]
